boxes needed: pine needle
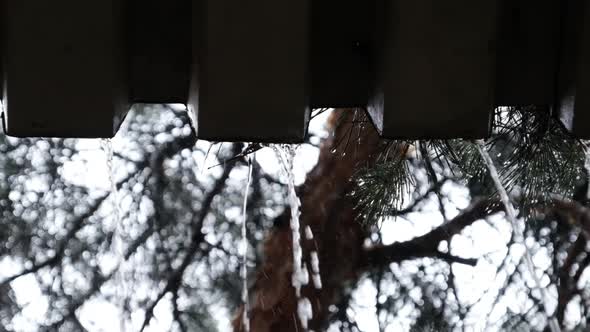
[488,107,585,215]
[350,142,414,225]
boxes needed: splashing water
[475,140,561,332]
[100,138,128,331]
[241,156,254,332]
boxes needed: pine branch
[426,139,487,183]
[350,142,414,224]
[349,106,585,228]
[489,107,584,216]
[419,142,449,220]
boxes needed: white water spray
[476,140,561,332]
[240,156,254,332]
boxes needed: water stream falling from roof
[584,142,590,201]
[475,140,561,332]
[272,144,313,330]
[305,226,322,290]
[240,156,254,332]
[100,138,128,331]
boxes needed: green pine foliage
[351,106,586,225]
[489,107,585,213]
[426,139,486,183]
[350,142,414,225]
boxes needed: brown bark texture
[232,109,496,331]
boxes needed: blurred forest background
[0,105,589,332]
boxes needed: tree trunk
[233,109,497,331]
[232,109,380,331]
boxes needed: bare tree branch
[0,194,109,287]
[139,144,241,332]
[172,289,187,332]
[363,199,500,269]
